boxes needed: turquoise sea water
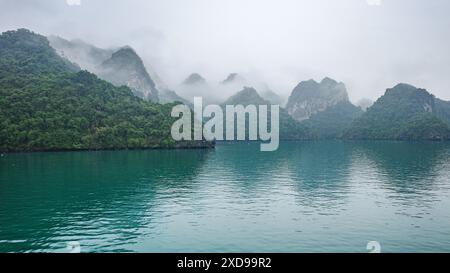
[1,141,450,253]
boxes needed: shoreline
[0,141,215,155]
[3,139,450,155]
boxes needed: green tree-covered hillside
[0,29,212,152]
[344,84,450,140]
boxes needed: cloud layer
[1,0,449,101]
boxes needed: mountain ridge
[49,35,187,104]
[0,29,212,152]
[183,73,206,85]
[344,83,450,140]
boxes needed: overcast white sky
[1,0,450,101]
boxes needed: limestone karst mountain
[286,77,349,122]
[178,73,221,104]
[183,73,207,85]
[0,29,212,152]
[221,73,246,85]
[284,77,363,138]
[222,86,268,106]
[49,35,186,104]
[98,47,159,102]
[344,84,450,140]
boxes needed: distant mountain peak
[115,45,136,54]
[392,83,418,90]
[302,79,320,86]
[183,73,206,85]
[221,73,245,85]
[107,46,141,65]
[286,77,349,121]
[99,46,159,101]
[239,86,258,95]
[320,77,338,86]
[48,36,159,102]
[345,83,450,140]
[387,83,432,99]
[223,87,269,106]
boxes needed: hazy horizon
[1,0,450,102]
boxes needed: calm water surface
[1,141,450,253]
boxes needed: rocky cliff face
[98,47,159,102]
[286,77,349,121]
[49,36,161,102]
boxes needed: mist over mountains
[2,0,450,103]
[2,28,450,154]
[0,29,212,152]
[50,36,160,102]
[48,34,287,106]
[3,1,450,257]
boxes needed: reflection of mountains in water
[204,141,450,206]
[2,141,450,252]
[204,142,356,207]
[353,141,450,194]
[0,149,211,252]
